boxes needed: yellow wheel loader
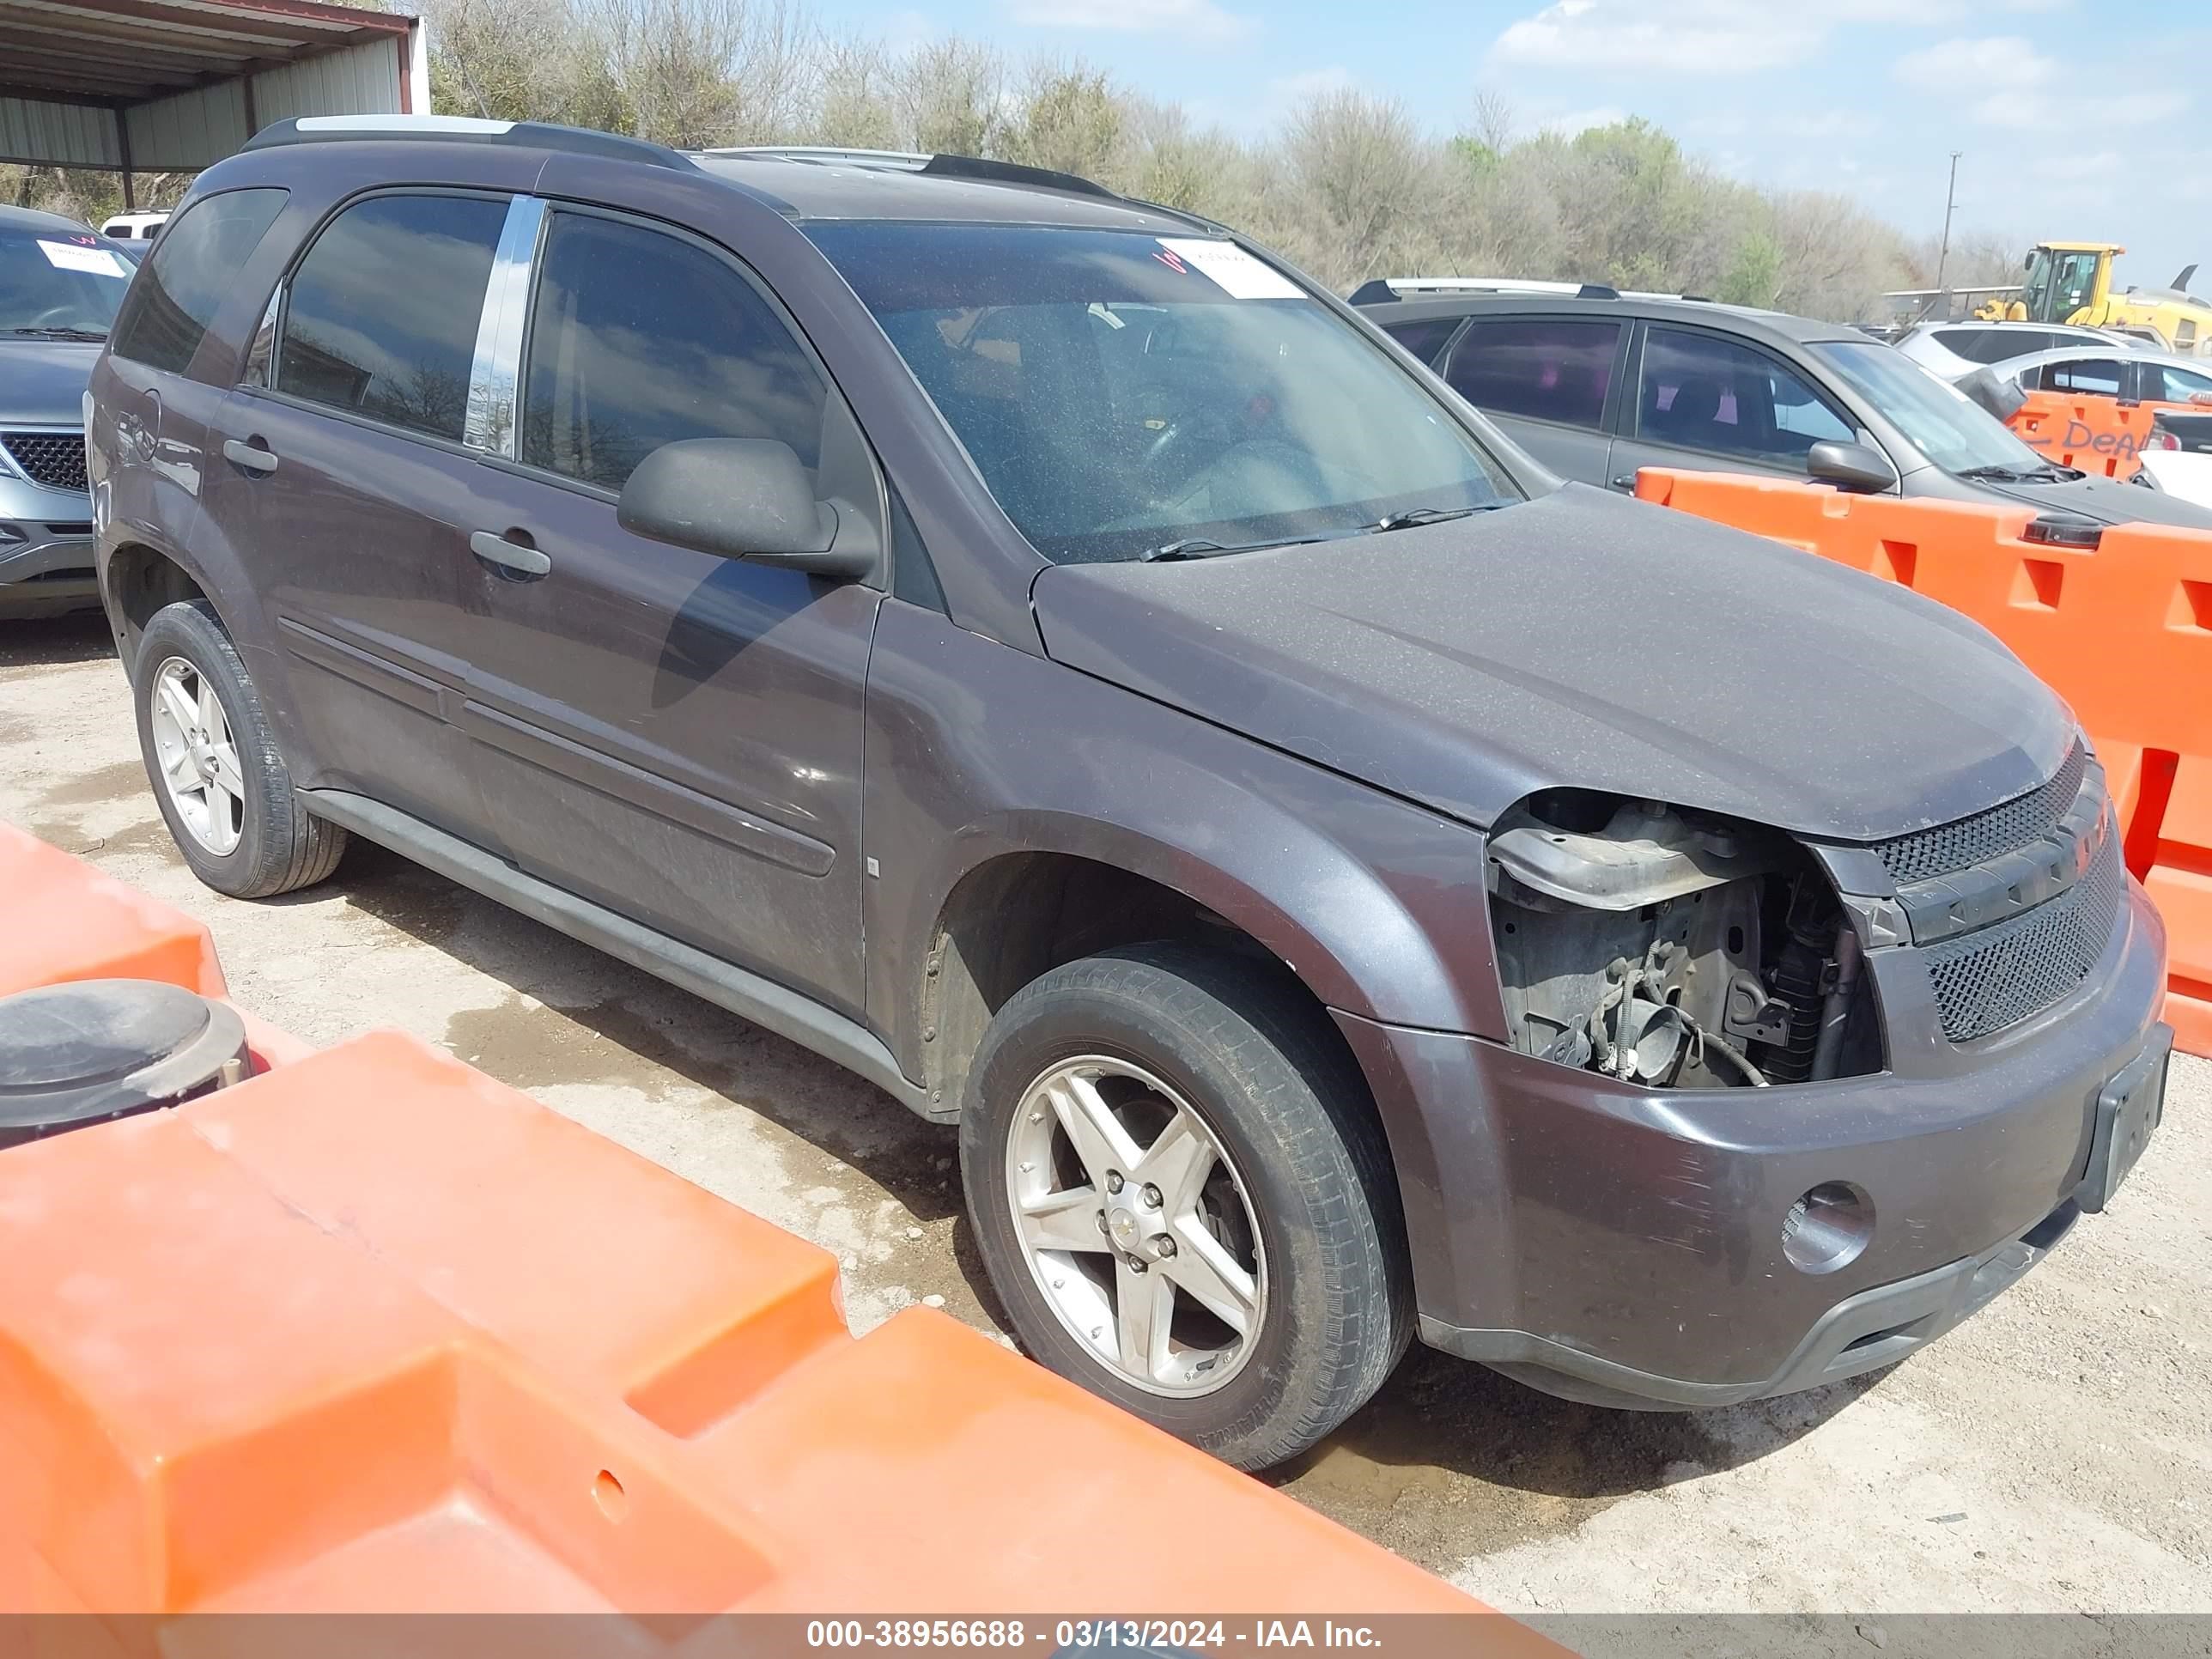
[1977,241,2212,356]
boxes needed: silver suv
[1,204,133,617]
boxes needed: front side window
[275,193,507,442]
[1445,317,1620,430]
[1635,327,1850,461]
[520,212,828,492]
[807,222,1516,563]
[107,190,287,370]
[1813,339,2045,475]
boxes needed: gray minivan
[88,119,2170,1469]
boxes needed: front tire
[133,599,347,898]
[960,942,1409,1470]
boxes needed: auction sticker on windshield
[38,240,126,278]
[1157,238,1304,300]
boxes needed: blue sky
[815,0,2210,296]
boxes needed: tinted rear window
[1443,317,1620,428]
[109,189,287,374]
[276,193,507,443]
[1381,317,1462,368]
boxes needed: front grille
[1,431,89,494]
[1920,825,2124,1042]
[1877,743,2087,884]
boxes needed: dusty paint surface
[4,612,2208,1613]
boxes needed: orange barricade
[1633,468,2212,1056]
[0,827,1544,1637]
[2008,387,2206,481]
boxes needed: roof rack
[1348,275,1709,305]
[705,145,1121,201]
[242,115,696,171]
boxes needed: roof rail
[242,115,696,171]
[707,144,1120,201]
[1349,275,1723,305]
[705,145,933,169]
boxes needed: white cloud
[1006,0,1254,41]
[1536,104,1628,137]
[1893,35,2189,129]
[1492,1,1825,75]
[1490,0,2078,77]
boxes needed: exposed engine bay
[1487,793,1881,1089]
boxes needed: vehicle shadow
[322,836,971,1236]
[1287,1342,1879,1502]
[0,611,114,670]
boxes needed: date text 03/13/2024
[804,1620,1395,1650]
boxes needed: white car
[1894,319,2147,381]
[1984,343,2212,407]
[97,211,168,243]
[2135,448,2212,509]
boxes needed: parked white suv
[1895,320,2147,381]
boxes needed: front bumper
[1336,878,2170,1408]
[1,469,98,616]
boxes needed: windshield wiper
[2,326,107,341]
[1136,534,1320,562]
[1955,463,2059,483]
[1368,504,1503,533]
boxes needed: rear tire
[960,942,1409,1471]
[133,599,347,898]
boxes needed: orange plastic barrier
[1633,468,2212,1055]
[0,830,1542,1634]
[2008,387,2208,481]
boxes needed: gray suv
[1354,285,2212,530]
[88,119,2171,1469]
[2,205,134,617]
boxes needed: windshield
[807,222,1517,562]
[0,224,132,337]
[1813,340,2046,475]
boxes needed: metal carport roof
[2,0,423,184]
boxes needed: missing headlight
[1487,793,1880,1089]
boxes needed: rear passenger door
[1437,314,1625,484]
[206,190,514,838]
[1609,323,1860,489]
[455,205,884,1017]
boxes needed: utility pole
[1934,150,1962,316]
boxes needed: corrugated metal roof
[1,0,416,171]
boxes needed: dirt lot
[4,611,2209,1620]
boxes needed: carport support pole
[115,110,135,212]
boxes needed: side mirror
[617,438,874,579]
[1805,440,1899,494]
[1955,367,2028,422]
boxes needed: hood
[1978,469,2212,529]
[1031,485,2072,842]
[0,337,100,427]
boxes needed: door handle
[469,529,551,579]
[222,438,278,474]
[1610,473,1638,490]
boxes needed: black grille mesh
[1,432,88,494]
[1921,827,2124,1042]
[1876,744,2087,884]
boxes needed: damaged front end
[1487,793,1882,1089]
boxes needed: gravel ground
[4,611,2208,1621]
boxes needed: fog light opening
[1783,1182,1873,1275]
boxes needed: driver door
[455,204,886,1018]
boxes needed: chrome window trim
[465,194,547,456]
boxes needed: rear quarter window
[109,188,288,375]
